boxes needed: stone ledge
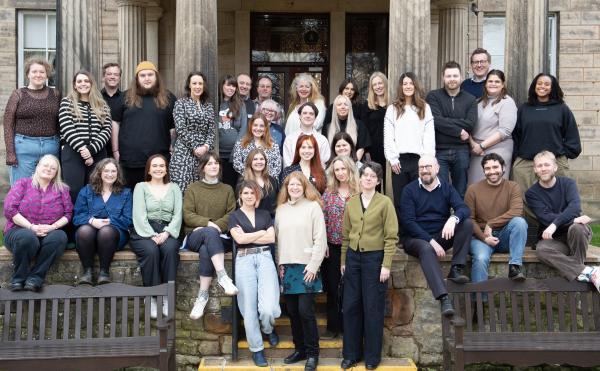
[1,245,600,263]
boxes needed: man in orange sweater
[465,153,528,284]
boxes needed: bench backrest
[0,282,175,342]
[444,277,600,333]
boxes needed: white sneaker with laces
[190,295,208,320]
[218,275,239,296]
[150,297,158,319]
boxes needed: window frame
[17,9,56,88]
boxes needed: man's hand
[542,223,557,240]
[483,224,493,238]
[430,238,445,258]
[441,217,457,240]
[460,129,470,141]
[574,215,592,225]
[484,236,499,247]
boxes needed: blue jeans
[235,250,281,352]
[436,148,470,198]
[10,134,60,185]
[470,217,528,284]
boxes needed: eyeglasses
[471,60,488,66]
[418,165,433,171]
[261,108,276,114]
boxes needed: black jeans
[391,153,420,231]
[186,227,232,277]
[285,293,319,357]
[321,243,342,333]
[342,248,387,365]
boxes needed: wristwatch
[479,143,486,150]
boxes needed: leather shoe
[440,295,455,317]
[509,264,526,282]
[24,280,41,292]
[447,265,469,284]
[366,363,379,370]
[304,356,318,371]
[283,351,306,364]
[78,268,93,285]
[341,359,358,369]
[251,350,268,367]
[7,282,24,292]
[97,269,111,285]
[267,329,279,347]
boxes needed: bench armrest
[450,316,465,328]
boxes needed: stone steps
[197,356,417,370]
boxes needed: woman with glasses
[259,99,286,155]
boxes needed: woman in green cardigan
[184,150,238,320]
[130,154,182,318]
[340,160,398,370]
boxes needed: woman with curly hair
[284,74,326,135]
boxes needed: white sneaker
[162,298,169,317]
[218,275,239,296]
[590,267,600,293]
[150,297,158,319]
[190,295,208,320]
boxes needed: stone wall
[2,247,598,370]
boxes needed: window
[18,10,56,87]
[482,13,557,76]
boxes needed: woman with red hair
[280,134,326,193]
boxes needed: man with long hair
[111,61,176,189]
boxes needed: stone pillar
[505,0,548,105]
[330,11,345,103]
[146,5,164,68]
[58,0,101,94]
[435,0,469,78]
[234,11,250,77]
[117,0,148,90]
[174,0,218,104]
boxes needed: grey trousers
[535,223,592,281]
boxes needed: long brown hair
[219,75,242,118]
[241,113,274,148]
[144,154,170,183]
[393,72,427,120]
[125,69,170,109]
[276,171,323,208]
[67,70,111,123]
[242,148,273,193]
[89,158,126,194]
[291,134,326,193]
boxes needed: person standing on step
[525,151,600,292]
[465,153,528,286]
[460,48,491,99]
[275,171,327,371]
[229,180,281,367]
[400,155,472,317]
[340,160,398,371]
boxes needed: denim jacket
[73,184,133,233]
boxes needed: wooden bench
[0,281,176,371]
[442,277,600,371]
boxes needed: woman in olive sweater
[340,160,398,370]
[184,151,238,320]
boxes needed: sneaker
[252,350,268,367]
[217,274,239,296]
[267,329,279,346]
[150,298,158,319]
[508,264,526,282]
[162,298,169,317]
[190,295,208,320]
[590,267,600,293]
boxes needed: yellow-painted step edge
[244,316,327,326]
[237,338,342,349]
[198,357,417,371]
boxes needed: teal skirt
[281,264,323,294]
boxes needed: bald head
[418,155,439,186]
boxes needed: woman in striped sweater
[59,70,112,202]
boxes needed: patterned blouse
[231,140,282,178]
[322,189,352,245]
[3,177,73,233]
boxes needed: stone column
[435,0,469,77]
[174,0,218,104]
[117,0,148,90]
[505,0,548,105]
[146,5,164,68]
[330,11,345,103]
[58,0,101,94]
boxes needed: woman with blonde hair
[361,72,389,189]
[320,155,359,339]
[323,95,370,161]
[3,154,72,292]
[59,70,112,202]
[285,74,326,135]
[275,171,327,371]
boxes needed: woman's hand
[194,145,208,158]
[278,265,285,280]
[30,224,47,237]
[84,157,94,167]
[380,267,390,283]
[391,163,401,175]
[324,245,329,258]
[79,147,91,160]
[340,265,345,275]
[152,231,169,245]
[91,218,110,229]
[207,221,222,233]
[303,267,316,282]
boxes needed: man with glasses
[237,73,256,118]
[101,63,123,158]
[400,155,472,316]
[461,48,491,98]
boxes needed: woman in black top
[361,72,389,190]
[323,78,363,125]
[239,148,279,217]
[322,95,371,161]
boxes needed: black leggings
[75,224,119,270]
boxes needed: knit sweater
[425,88,477,150]
[383,104,435,166]
[275,197,327,274]
[132,182,183,238]
[464,179,523,241]
[341,193,398,269]
[182,180,235,234]
[58,98,112,155]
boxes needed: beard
[138,82,159,96]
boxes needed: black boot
[97,269,111,285]
[305,355,318,371]
[78,268,93,285]
[447,264,469,284]
[509,264,526,281]
[440,295,455,317]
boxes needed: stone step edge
[2,245,599,263]
[237,337,342,349]
[198,356,417,371]
[244,315,327,326]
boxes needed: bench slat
[523,292,531,331]
[39,299,47,340]
[98,297,105,339]
[133,297,140,337]
[51,299,58,339]
[581,292,590,332]
[2,301,10,341]
[488,293,497,332]
[86,298,93,339]
[475,292,484,332]
[533,292,542,331]
[593,293,600,330]
[569,292,578,332]
[511,292,519,331]
[63,299,70,340]
[75,298,82,339]
[465,293,473,332]
[499,292,507,332]
[122,296,128,337]
[110,297,116,338]
[463,332,600,351]
[144,295,151,335]
[27,299,34,341]
[558,292,566,332]
[546,292,554,332]
[15,301,22,341]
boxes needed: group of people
[2,47,599,371]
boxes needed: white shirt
[284,98,327,135]
[383,104,435,166]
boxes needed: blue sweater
[525,176,581,236]
[400,179,470,241]
[460,79,485,99]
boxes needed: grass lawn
[591,224,600,246]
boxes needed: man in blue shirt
[525,150,599,292]
[460,48,491,98]
[400,155,473,316]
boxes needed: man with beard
[465,153,528,285]
[526,151,600,292]
[111,61,176,188]
[426,61,477,198]
[101,63,123,158]
[400,155,472,316]
[460,48,491,98]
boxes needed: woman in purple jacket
[3,154,72,292]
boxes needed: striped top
[58,98,112,154]
[3,177,73,233]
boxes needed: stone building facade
[1,0,600,219]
